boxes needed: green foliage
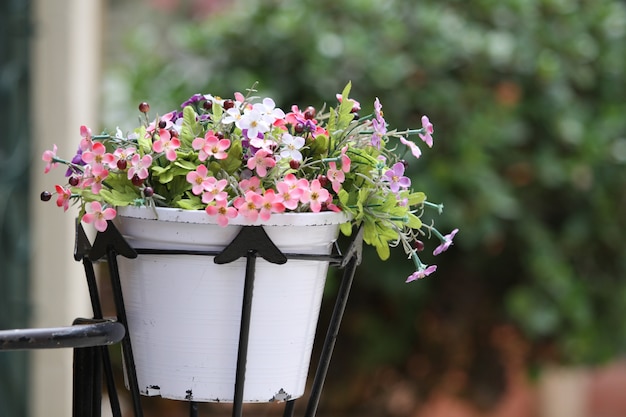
[104,0,626,403]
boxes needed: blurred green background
[102,0,626,415]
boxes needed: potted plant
[40,82,457,402]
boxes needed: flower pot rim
[116,205,351,227]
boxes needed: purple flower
[180,93,205,108]
[66,148,85,177]
[433,228,459,256]
[383,162,411,193]
[400,136,422,159]
[371,98,387,148]
[419,115,434,148]
[406,264,437,283]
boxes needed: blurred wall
[29,0,104,416]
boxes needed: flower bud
[138,102,150,113]
[40,191,52,202]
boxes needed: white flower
[237,107,271,139]
[279,133,305,161]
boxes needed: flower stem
[424,201,444,214]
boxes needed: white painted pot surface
[113,206,348,403]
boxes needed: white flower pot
[113,206,349,403]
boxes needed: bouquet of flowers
[41,83,457,282]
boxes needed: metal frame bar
[1,219,363,417]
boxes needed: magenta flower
[205,199,238,227]
[406,265,437,283]
[383,162,411,193]
[433,228,459,256]
[82,201,116,232]
[419,115,434,148]
[400,136,422,159]
[42,145,58,173]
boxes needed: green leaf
[212,100,223,121]
[177,196,204,210]
[406,213,423,229]
[407,192,426,206]
[174,159,198,170]
[375,240,391,260]
[136,126,152,154]
[180,106,200,147]
[338,189,351,206]
[220,140,243,174]
[340,221,353,237]
[336,82,355,132]
[309,134,328,157]
[98,186,141,207]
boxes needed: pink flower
[340,146,351,172]
[284,105,308,126]
[82,201,117,232]
[147,111,177,133]
[419,115,434,148]
[282,173,309,191]
[371,97,387,149]
[79,125,93,151]
[327,162,345,193]
[301,179,330,212]
[84,164,109,195]
[276,177,304,210]
[336,94,361,112]
[406,265,437,283]
[383,162,411,193]
[400,136,422,159]
[109,147,136,169]
[192,131,231,161]
[152,129,181,161]
[206,199,238,227]
[233,190,264,222]
[82,142,114,168]
[239,176,261,193]
[247,149,276,177]
[433,228,459,256]
[128,154,153,180]
[55,185,72,211]
[186,164,212,195]
[201,177,228,203]
[259,189,285,221]
[42,145,58,173]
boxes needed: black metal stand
[1,218,363,417]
